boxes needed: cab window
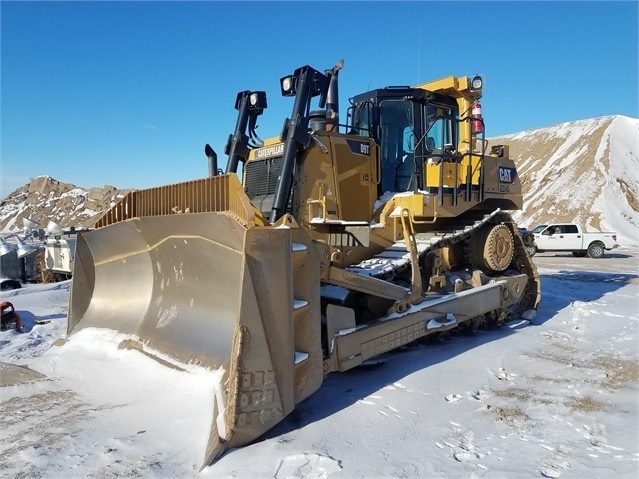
[351,102,373,137]
[379,99,415,192]
[425,106,458,152]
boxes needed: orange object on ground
[0,301,22,332]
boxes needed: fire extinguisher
[472,102,483,134]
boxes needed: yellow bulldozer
[67,60,540,468]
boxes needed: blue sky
[1,1,637,197]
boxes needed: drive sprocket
[471,223,514,272]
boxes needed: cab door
[556,224,583,250]
[535,225,559,250]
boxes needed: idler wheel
[471,224,514,272]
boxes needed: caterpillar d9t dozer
[67,60,540,468]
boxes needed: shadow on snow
[245,268,637,450]
[532,270,638,326]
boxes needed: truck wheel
[0,279,21,291]
[572,251,588,257]
[521,232,535,247]
[587,242,605,258]
[525,245,537,257]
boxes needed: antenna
[417,25,421,84]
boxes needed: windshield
[379,99,415,192]
[530,225,548,233]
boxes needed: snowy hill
[489,115,639,244]
[1,116,638,244]
[0,176,131,233]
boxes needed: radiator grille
[244,156,284,200]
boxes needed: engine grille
[244,156,284,200]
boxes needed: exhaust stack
[205,144,218,176]
[325,59,344,131]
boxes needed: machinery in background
[43,223,91,280]
[0,225,41,288]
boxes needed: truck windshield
[531,225,547,233]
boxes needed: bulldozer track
[341,209,541,318]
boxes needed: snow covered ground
[1,249,638,478]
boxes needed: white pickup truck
[526,223,618,258]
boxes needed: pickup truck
[526,223,618,258]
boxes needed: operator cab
[348,87,460,196]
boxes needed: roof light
[471,75,483,91]
[280,75,295,96]
[248,91,267,110]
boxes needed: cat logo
[255,143,285,159]
[498,167,517,184]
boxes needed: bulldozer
[66,60,540,468]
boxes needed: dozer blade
[67,178,323,468]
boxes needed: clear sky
[1,1,637,197]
